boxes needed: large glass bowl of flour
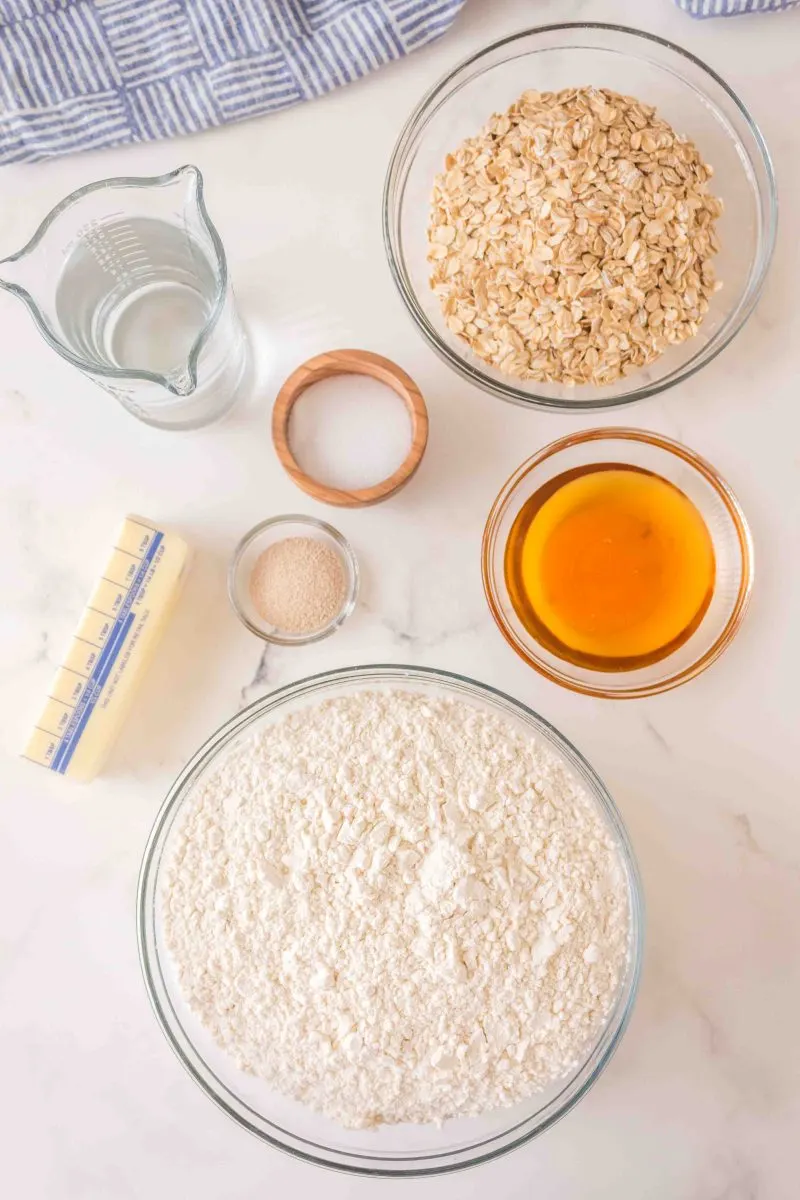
[138,664,643,1176]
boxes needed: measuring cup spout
[168,370,196,397]
[0,244,56,351]
[0,249,35,294]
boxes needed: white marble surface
[2,0,799,1195]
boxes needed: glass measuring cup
[0,165,249,430]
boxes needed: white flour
[163,690,630,1128]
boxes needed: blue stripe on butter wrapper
[52,533,163,773]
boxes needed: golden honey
[505,464,715,670]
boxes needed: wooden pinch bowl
[271,349,429,507]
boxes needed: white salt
[288,374,412,491]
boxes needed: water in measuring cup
[55,217,219,379]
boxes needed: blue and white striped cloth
[0,0,466,163]
[676,0,797,15]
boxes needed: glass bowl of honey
[482,429,753,698]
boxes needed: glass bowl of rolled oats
[383,23,776,410]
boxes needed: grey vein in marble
[731,811,800,876]
[377,611,487,651]
[239,645,270,709]
[643,716,673,755]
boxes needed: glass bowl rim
[227,513,359,646]
[482,427,754,698]
[382,21,778,412]
[137,662,644,1176]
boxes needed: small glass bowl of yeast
[482,429,753,698]
[228,515,359,646]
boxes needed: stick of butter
[23,516,191,782]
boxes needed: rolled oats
[427,87,723,388]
